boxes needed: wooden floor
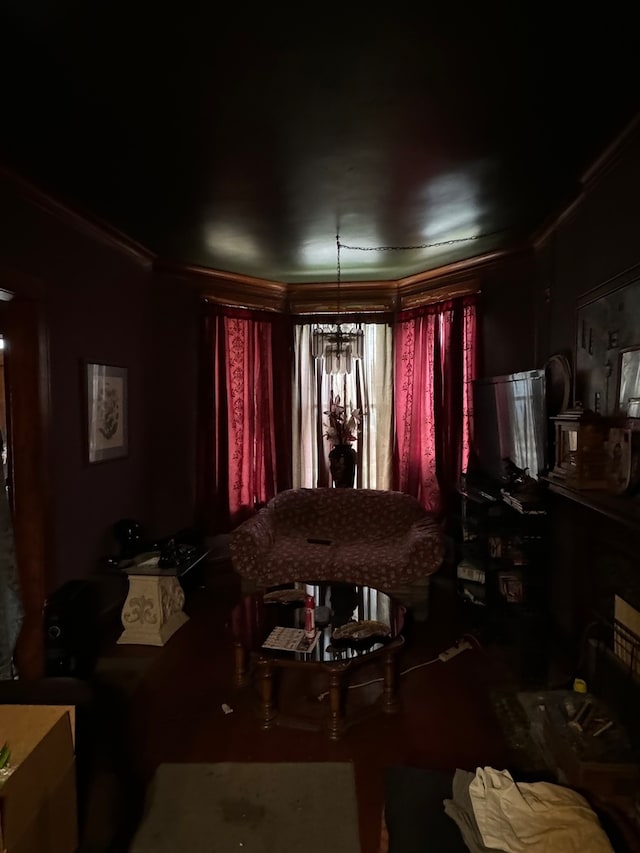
[102,560,528,853]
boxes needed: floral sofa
[230,487,445,620]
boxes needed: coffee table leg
[328,672,344,740]
[382,650,399,713]
[259,663,277,729]
[233,642,249,687]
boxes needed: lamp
[311,233,364,374]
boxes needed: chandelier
[311,233,364,374]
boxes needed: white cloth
[468,767,614,853]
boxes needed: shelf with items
[456,488,551,680]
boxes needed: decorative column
[118,574,188,646]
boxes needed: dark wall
[0,171,198,592]
[530,119,640,653]
[147,271,200,540]
[535,123,640,368]
[474,251,538,378]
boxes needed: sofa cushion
[269,488,430,541]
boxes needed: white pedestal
[117,574,189,646]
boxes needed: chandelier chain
[336,231,341,314]
[339,228,507,253]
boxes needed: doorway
[0,294,51,678]
[0,335,7,490]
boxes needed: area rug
[129,762,361,853]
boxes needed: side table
[230,581,405,739]
[117,549,209,646]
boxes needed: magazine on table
[262,626,320,654]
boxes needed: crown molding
[286,279,398,315]
[157,261,288,312]
[0,163,156,268]
[532,111,640,249]
[160,248,525,315]
[398,278,480,310]
[580,111,640,186]
[395,246,517,291]
[395,247,522,309]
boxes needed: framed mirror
[618,347,640,417]
[575,265,640,416]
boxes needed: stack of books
[457,558,487,606]
[500,489,546,515]
[262,626,320,654]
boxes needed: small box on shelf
[549,408,622,490]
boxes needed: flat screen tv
[470,368,547,487]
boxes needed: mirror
[618,348,640,416]
[575,266,640,416]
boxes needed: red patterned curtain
[197,302,293,534]
[393,295,477,514]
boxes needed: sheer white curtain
[359,322,393,489]
[292,324,321,488]
[292,322,393,489]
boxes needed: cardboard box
[0,705,77,853]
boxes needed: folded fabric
[468,767,614,853]
[444,769,503,853]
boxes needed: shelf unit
[456,486,551,681]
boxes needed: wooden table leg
[233,642,249,687]
[259,663,277,729]
[328,671,344,740]
[382,650,399,714]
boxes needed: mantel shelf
[543,476,640,532]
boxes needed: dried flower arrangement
[324,393,361,446]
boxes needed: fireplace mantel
[543,477,640,534]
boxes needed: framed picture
[85,362,128,463]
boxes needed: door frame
[0,270,51,678]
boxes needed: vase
[329,444,357,488]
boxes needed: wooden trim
[531,194,583,248]
[581,112,640,186]
[286,280,398,315]
[396,246,520,290]
[576,260,640,309]
[533,112,640,249]
[0,163,155,268]
[1,296,51,679]
[398,279,481,309]
[157,261,288,312]
[546,479,640,533]
[160,248,521,315]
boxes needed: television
[469,368,548,488]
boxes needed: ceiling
[1,5,639,284]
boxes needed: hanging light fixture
[311,232,364,374]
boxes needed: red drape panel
[197,302,292,534]
[393,295,478,515]
[461,299,478,476]
[393,310,440,511]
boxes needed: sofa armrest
[404,517,445,578]
[230,510,275,580]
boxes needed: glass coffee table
[230,581,405,739]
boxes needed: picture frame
[85,362,128,463]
